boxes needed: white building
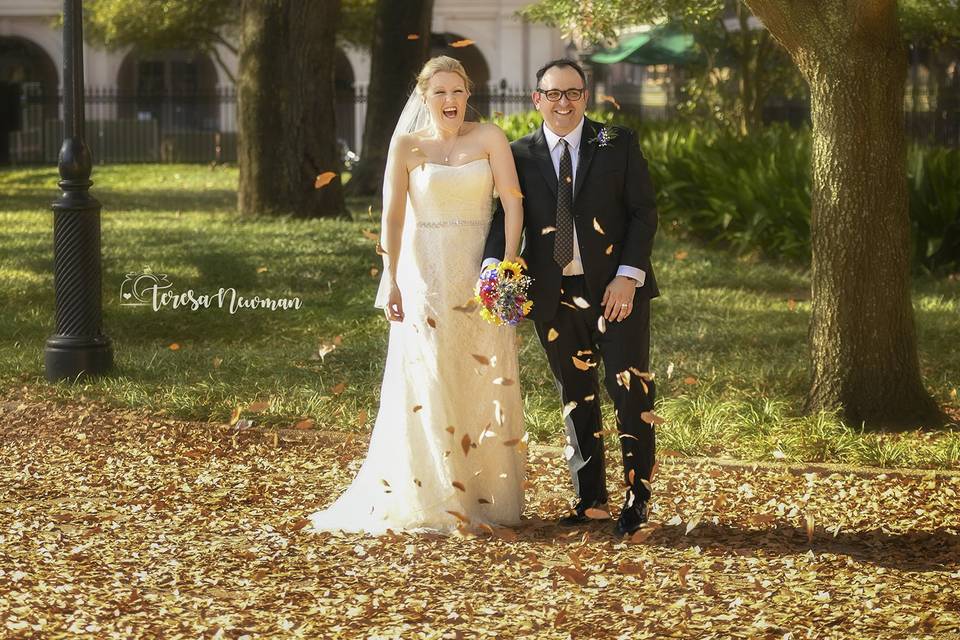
[0,0,569,162]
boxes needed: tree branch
[209,29,239,56]
[206,44,236,85]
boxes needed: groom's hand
[602,276,637,322]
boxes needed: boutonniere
[589,125,619,148]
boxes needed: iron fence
[3,84,957,166]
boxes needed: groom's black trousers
[533,275,656,508]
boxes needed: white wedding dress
[309,158,526,535]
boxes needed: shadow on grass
[0,187,237,214]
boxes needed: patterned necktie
[553,139,574,268]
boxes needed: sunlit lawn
[1,163,958,469]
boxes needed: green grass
[2,163,959,469]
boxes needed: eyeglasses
[537,88,585,102]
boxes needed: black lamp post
[44,0,113,381]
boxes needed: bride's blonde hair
[416,56,473,95]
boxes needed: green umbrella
[589,26,699,66]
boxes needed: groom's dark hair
[535,58,587,88]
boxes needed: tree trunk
[745,0,941,427]
[345,0,434,197]
[238,0,346,218]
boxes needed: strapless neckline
[410,158,488,173]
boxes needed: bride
[309,56,526,534]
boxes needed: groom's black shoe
[614,499,649,537]
[558,500,610,527]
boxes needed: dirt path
[1,398,958,639]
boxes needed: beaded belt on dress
[416,219,489,228]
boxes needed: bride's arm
[381,136,409,281]
[380,136,410,320]
[485,125,523,262]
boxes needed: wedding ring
[620,303,629,307]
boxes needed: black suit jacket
[484,117,660,322]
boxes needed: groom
[483,59,659,536]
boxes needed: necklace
[438,127,460,165]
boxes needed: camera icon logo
[120,269,172,306]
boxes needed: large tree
[84,0,374,218]
[345,0,434,197]
[525,0,944,428]
[237,0,346,218]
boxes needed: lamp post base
[44,334,113,382]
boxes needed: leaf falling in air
[572,296,590,309]
[509,187,524,199]
[453,299,478,312]
[256,266,268,273]
[370,267,379,278]
[503,438,521,447]
[583,394,595,402]
[597,316,607,333]
[461,434,472,456]
[492,377,514,386]
[684,376,698,385]
[472,354,491,365]
[547,328,559,342]
[674,250,688,260]
[541,226,557,235]
[168,342,181,351]
[452,481,466,492]
[678,564,691,586]
[406,33,420,40]
[685,516,701,535]
[412,405,423,413]
[806,512,815,543]
[593,218,605,234]
[605,244,614,255]
[450,39,475,48]
[562,401,578,420]
[787,298,798,312]
[426,317,437,328]
[446,510,471,524]
[617,369,632,391]
[641,411,665,425]
[212,357,222,369]
[600,95,621,110]
[571,356,594,371]
[314,172,337,189]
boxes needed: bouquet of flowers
[475,260,534,326]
